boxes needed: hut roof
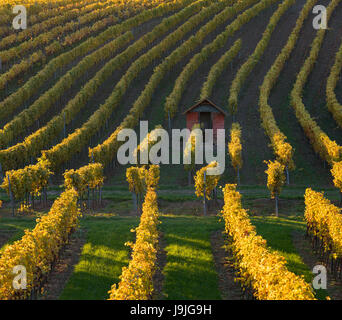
[182,98,228,116]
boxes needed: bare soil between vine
[210,230,244,300]
[39,229,86,300]
[152,232,167,300]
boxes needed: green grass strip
[160,215,222,300]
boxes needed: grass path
[160,215,222,300]
[59,214,223,300]
[0,217,35,253]
[250,216,327,299]
[60,216,139,300]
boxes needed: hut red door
[200,112,212,130]
[200,112,212,141]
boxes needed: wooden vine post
[285,166,289,185]
[213,185,218,204]
[87,186,90,211]
[92,188,95,210]
[168,111,172,132]
[275,193,279,217]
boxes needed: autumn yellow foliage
[221,184,315,300]
[228,123,243,171]
[194,161,221,200]
[331,161,342,192]
[108,166,160,300]
[127,165,160,195]
[0,189,80,300]
[0,159,52,202]
[64,163,104,197]
[305,188,342,259]
[145,165,160,190]
[264,160,285,199]
[127,166,147,195]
